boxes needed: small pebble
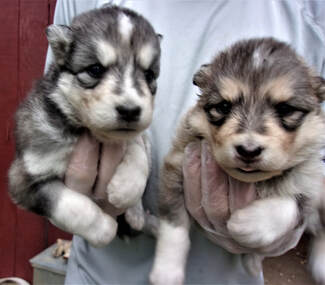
[280,272,284,277]
[300,259,307,265]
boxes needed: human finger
[200,140,229,233]
[183,141,212,230]
[93,141,126,217]
[65,132,99,195]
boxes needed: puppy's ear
[157,34,163,42]
[312,76,325,102]
[193,64,211,88]
[46,25,73,65]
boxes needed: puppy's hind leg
[309,200,325,285]
[150,150,191,285]
[49,182,117,247]
[150,214,190,285]
[9,161,117,247]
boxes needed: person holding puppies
[48,0,325,284]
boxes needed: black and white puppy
[150,38,325,284]
[8,6,161,246]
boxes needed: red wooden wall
[0,0,71,282]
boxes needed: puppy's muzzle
[116,105,141,122]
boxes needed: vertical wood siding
[0,0,72,282]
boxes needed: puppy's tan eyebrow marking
[218,77,248,101]
[137,42,156,69]
[260,76,293,102]
[96,40,117,66]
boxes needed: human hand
[183,140,304,256]
[64,132,126,217]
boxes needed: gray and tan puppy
[150,38,325,284]
[8,6,161,246]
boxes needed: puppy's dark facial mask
[46,6,161,141]
[193,38,325,182]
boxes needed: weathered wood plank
[14,0,50,281]
[0,0,20,278]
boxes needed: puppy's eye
[85,64,106,79]
[205,100,232,116]
[216,100,232,115]
[204,100,232,126]
[275,102,308,131]
[144,69,155,83]
[210,100,232,115]
[275,102,297,117]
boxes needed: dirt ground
[263,234,316,285]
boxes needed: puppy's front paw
[227,206,280,248]
[107,171,147,209]
[107,181,141,209]
[149,266,185,285]
[125,202,145,231]
[82,213,117,247]
[107,183,133,209]
[227,198,298,248]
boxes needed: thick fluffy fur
[150,38,325,284]
[8,6,161,246]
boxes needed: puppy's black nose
[116,105,141,122]
[235,144,264,161]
